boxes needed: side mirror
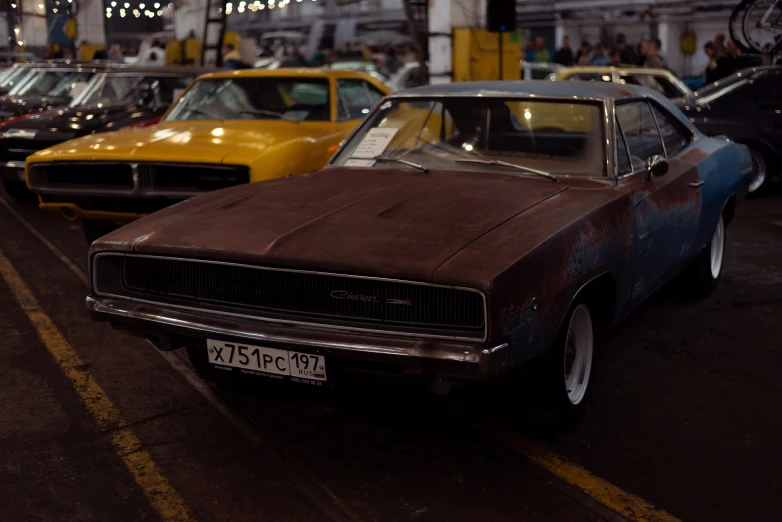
[646,155,668,180]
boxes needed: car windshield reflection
[331,97,606,177]
[164,77,331,122]
[9,69,93,97]
[71,74,192,108]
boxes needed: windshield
[71,74,193,108]
[10,69,93,97]
[331,97,606,177]
[164,77,331,122]
[0,65,34,90]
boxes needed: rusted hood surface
[115,168,566,285]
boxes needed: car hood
[29,119,331,165]
[96,167,568,287]
[5,103,164,135]
[0,94,72,117]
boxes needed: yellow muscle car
[25,68,390,242]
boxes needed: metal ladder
[200,0,229,66]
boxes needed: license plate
[206,339,327,383]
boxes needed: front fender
[489,198,635,365]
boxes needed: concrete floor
[0,182,780,522]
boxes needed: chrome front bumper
[86,296,511,380]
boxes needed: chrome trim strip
[92,252,489,343]
[3,161,25,168]
[87,296,501,379]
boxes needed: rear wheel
[538,301,595,432]
[82,220,119,244]
[688,215,726,298]
[2,179,36,203]
[747,146,772,195]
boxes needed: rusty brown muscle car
[86,81,752,429]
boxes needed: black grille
[30,163,134,189]
[143,164,250,192]
[120,256,485,338]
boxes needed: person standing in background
[222,43,249,69]
[309,46,327,67]
[703,42,734,84]
[642,38,666,69]
[614,33,637,66]
[554,36,574,66]
[714,33,735,73]
[385,45,400,74]
[588,43,612,65]
[574,41,592,65]
[108,44,123,62]
[534,37,551,63]
[727,38,762,69]
[524,39,536,62]
[289,45,308,67]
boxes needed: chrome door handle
[689,181,704,188]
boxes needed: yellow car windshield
[332,97,607,177]
[164,77,331,122]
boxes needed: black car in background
[0,66,208,200]
[678,66,782,194]
[0,63,118,121]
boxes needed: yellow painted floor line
[487,424,681,522]
[0,248,194,522]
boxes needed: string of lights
[105,1,169,18]
[101,0,318,18]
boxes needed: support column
[428,0,487,85]
[78,0,106,46]
[174,0,207,40]
[18,1,47,49]
[554,16,565,49]
[428,0,450,85]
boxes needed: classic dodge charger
[86,82,751,428]
[1,66,206,201]
[25,68,390,243]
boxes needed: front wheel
[538,301,595,432]
[689,215,726,298]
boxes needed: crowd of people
[528,33,666,69]
[525,31,763,83]
[702,33,762,83]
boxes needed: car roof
[392,80,653,100]
[100,65,220,76]
[558,66,674,76]
[200,68,380,81]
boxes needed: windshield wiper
[238,109,299,122]
[349,155,429,173]
[455,158,557,182]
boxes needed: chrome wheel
[563,304,593,406]
[748,149,767,193]
[710,215,725,279]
